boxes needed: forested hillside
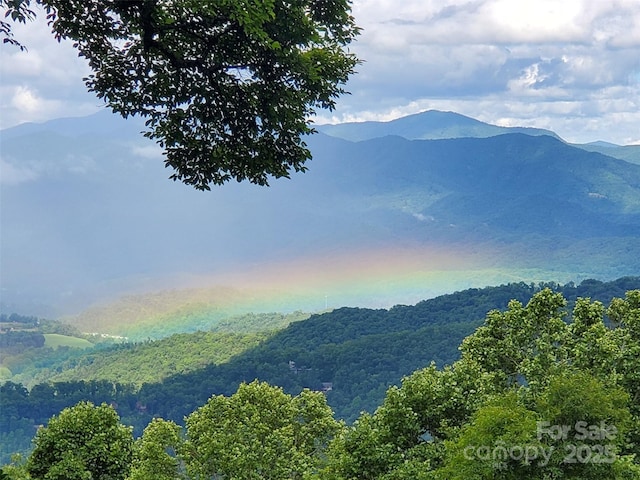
[133,277,640,424]
[3,281,640,478]
[0,311,309,388]
[2,277,639,464]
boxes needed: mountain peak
[583,140,621,148]
[317,109,560,142]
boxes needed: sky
[1,0,640,145]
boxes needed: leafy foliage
[4,282,640,478]
[3,278,640,475]
[2,0,360,189]
[323,287,640,479]
[0,0,40,50]
[129,382,341,480]
[128,418,182,480]
[439,375,634,480]
[26,402,133,480]
[184,381,340,479]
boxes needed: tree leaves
[26,402,133,480]
[6,287,640,478]
[3,0,360,189]
[322,289,640,479]
[184,381,341,479]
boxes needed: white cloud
[0,158,39,185]
[1,1,640,145]
[131,144,163,159]
[481,0,585,42]
[11,86,42,112]
[4,48,44,77]
[0,10,99,129]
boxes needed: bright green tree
[0,455,30,480]
[2,0,360,189]
[437,391,541,480]
[320,289,640,479]
[26,401,133,480]
[320,360,498,479]
[459,288,570,391]
[439,372,637,480]
[128,418,183,480]
[184,380,341,479]
[606,290,640,448]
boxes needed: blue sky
[1,0,640,144]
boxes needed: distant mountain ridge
[316,109,640,165]
[0,109,145,143]
[306,131,640,240]
[574,141,640,165]
[1,109,639,324]
[317,110,562,142]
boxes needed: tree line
[2,278,640,464]
[2,287,640,478]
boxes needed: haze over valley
[2,110,639,337]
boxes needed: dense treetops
[3,285,640,478]
[0,280,638,456]
[324,288,640,478]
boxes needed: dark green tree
[2,0,360,189]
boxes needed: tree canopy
[3,287,640,478]
[125,381,342,480]
[321,289,640,479]
[184,381,340,479]
[26,402,133,480]
[2,0,360,189]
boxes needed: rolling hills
[2,108,640,472]
[3,277,640,466]
[575,141,640,165]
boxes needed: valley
[2,110,640,473]
[2,110,639,323]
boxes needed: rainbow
[68,241,604,340]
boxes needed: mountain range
[315,109,561,141]
[1,109,639,333]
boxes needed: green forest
[3,1,639,478]
[2,278,640,478]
